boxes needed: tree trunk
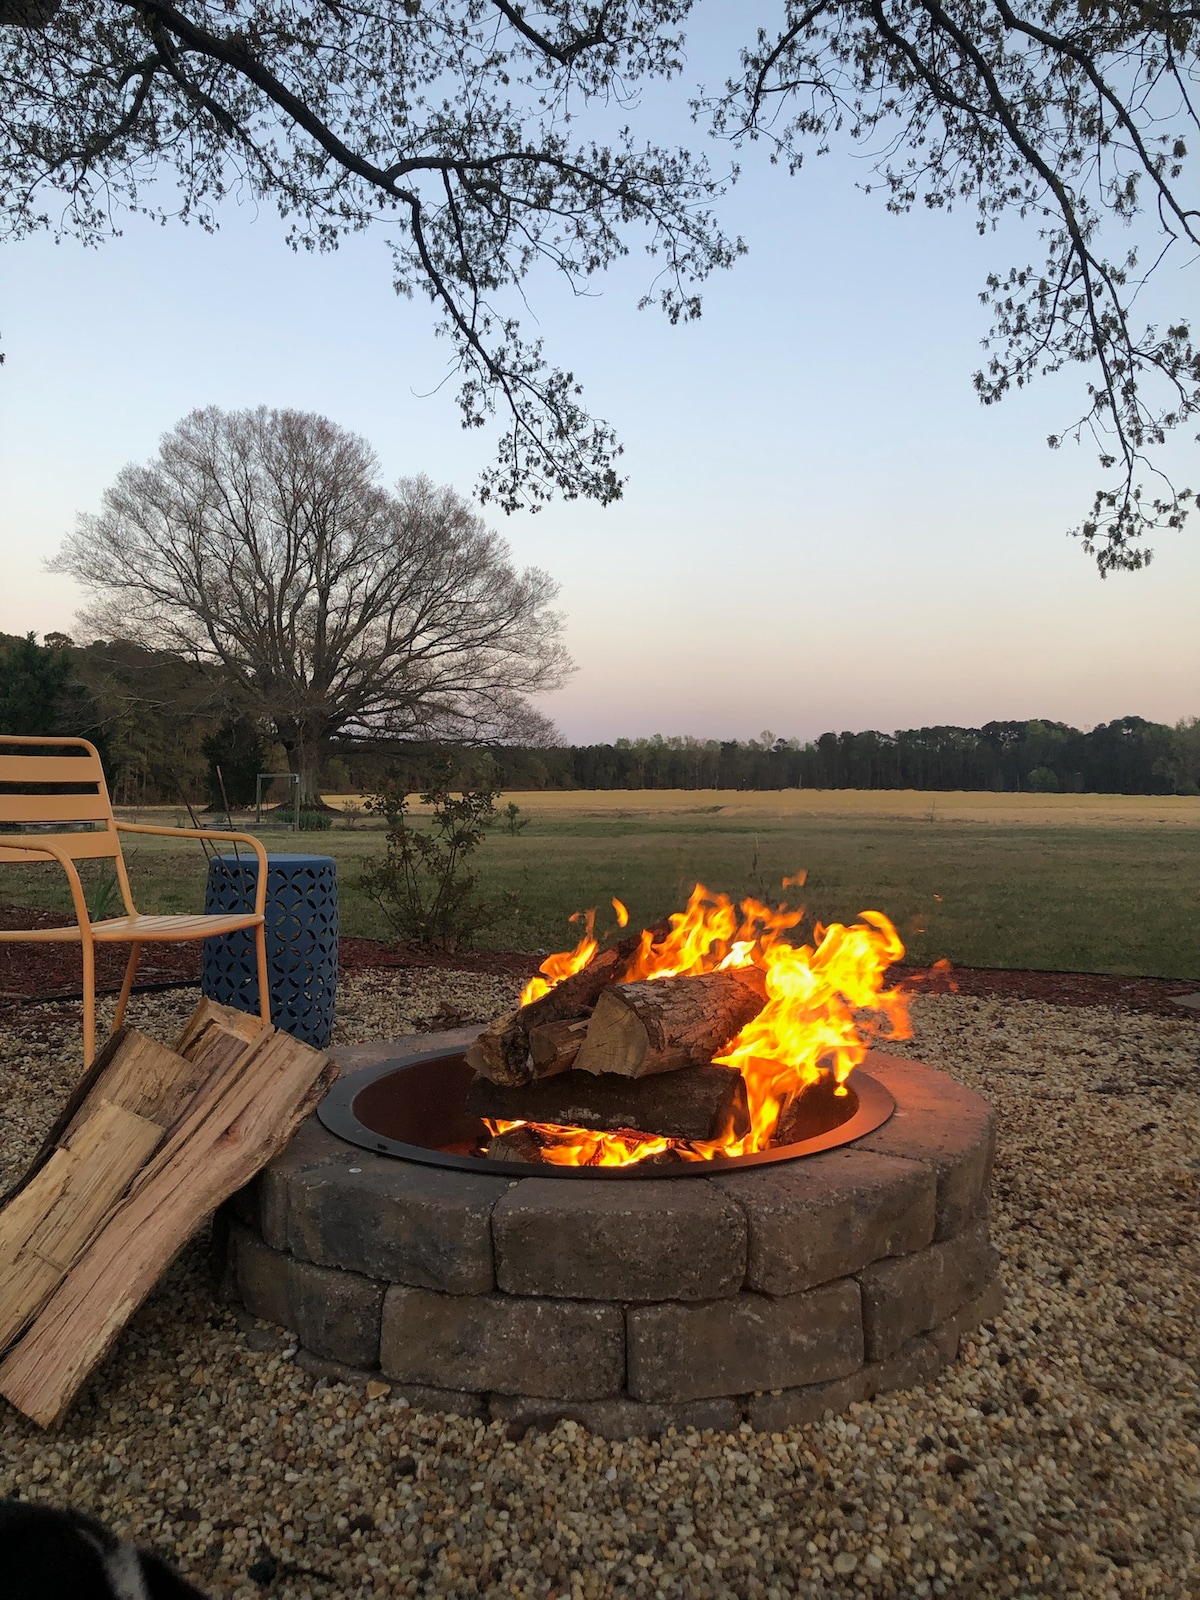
[276,722,329,810]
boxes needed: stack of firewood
[0,1000,334,1427]
[466,947,770,1157]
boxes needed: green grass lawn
[3,792,1196,978]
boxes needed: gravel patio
[1,969,1196,1599]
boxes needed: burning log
[774,1071,853,1146]
[528,1017,590,1076]
[467,947,629,1085]
[485,1127,545,1163]
[572,968,766,1080]
[468,1062,750,1144]
[468,922,673,1087]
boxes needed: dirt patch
[891,961,1198,1019]
[2,905,1192,1017]
[0,906,202,1001]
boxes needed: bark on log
[572,968,766,1080]
[466,1010,533,1087]
[469,921,674,1087]
[467,1062,751,1143]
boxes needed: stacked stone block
[221,1052,1000,1437]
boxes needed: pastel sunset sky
[2,19,1195,744]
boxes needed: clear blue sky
[1,24,1195,744]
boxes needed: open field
[3,790,1196,978]
[332,789,1200,830]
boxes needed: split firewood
[64,1030,209,1143]
[469,947,626,1086]
[467,1062,751,1143]
[0,1009,333,1429]
[469,920,675,1087]
[173,996,267,1056]
[572,968,767,1080]
[527,1017,590,1076]
[0,1099,163,1352]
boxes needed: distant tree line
[425,722,1200,798]
[3,633,1195,800]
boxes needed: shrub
[298,809,333,831]
[493,800,530,836]
[358,768,507,949]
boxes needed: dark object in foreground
[467,1061,752,1142]
[0,1498,208,1599]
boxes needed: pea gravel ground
[1,970,1197,1600]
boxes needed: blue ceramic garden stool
[202,853,338,1048]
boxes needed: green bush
[1026,766,1061,793]
[298,809,333,831]
[358,767,508,949]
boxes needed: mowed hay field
[2,790,1197,978]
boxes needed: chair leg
[112,941,143,1033]
[254,921,271,1027]
[81,936,96,1067]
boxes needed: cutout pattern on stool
[202,853,338,1048]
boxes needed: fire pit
[316,1047,898,1176]
[221,884,1000,1435]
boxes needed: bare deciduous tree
[2,5,1196,568]
[53,406,571,803]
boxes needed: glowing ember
[491,879,910,1167]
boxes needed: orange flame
[492,878,910,1168]
[518,910,598,1006]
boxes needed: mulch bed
[1,905,1194,1017]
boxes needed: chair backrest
[0,735,122,865]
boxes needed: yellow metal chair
[0,735,270,1063]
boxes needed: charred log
[467,1062,750,1143]
[484,1127,545,1164]
[774,1072,858,1146]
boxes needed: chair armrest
[0,838,93,933]
[114,823,271,917]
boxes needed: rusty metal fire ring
[317,1047,896,1178]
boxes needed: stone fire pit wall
[220,1038,1001,1438]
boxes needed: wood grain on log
[572,968,766,1080]
[469,921,673,1087]
[467,1062,751,1143]
[484,1127,545,1164]
[0,1100,162,1352]
[0,1009,333,1428]
[527,1017,589,1076]
[65,1029,209,1142]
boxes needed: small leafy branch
[358,767,508,950]
[495,800,530,836]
